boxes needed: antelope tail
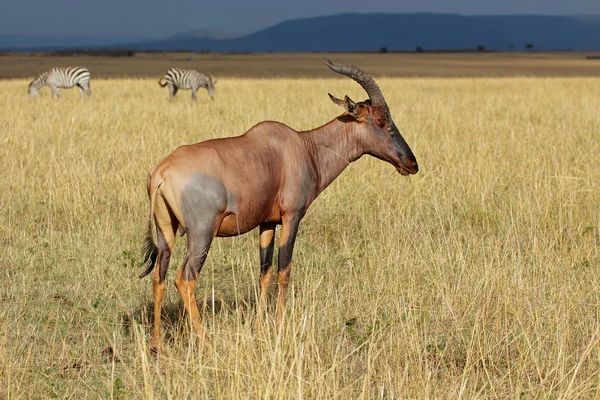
[139,180,161,278]
[158,77,167,87]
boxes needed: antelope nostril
[402,156,418,174]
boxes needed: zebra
[28,66,91,99]
[158,68,216,102]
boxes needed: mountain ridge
[3,13,600,52]
[0,34,148,49]
[117,13,600,52]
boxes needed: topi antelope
[140,60,418,350]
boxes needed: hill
[123,13,600,52]
[0,34,147,49]
[3,13,600,52]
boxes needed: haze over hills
[3,13,600,52]
[0,34,147,49]
[125,13,600,52]
[0,30,236,50]
[169,29,239,40]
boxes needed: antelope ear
[328,93,358,115]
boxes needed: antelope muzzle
[397,157,418,176]
[393,133,418,176]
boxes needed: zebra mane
[30,70,49,88]
[204,73,215,87]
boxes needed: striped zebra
[158,68,216,102]
[28,66,91,99]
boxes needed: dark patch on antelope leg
[276,215,301,331]
[260,224,276,276]
[150,210,177,352]
[180,173,228,281]
[156,228,171,282]
[172,215,215,344]
[258,224,276,321]
[177,171,232,342]
[182,235,212,281]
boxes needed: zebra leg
[169,85,178,101]
[191,88,198,103]
[77,85,85,99]
[51,86,61,99]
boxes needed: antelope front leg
[276,215,300,332]
[257,224,276,326]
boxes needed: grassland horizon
[1,75,599,398]
[2,51,600,80]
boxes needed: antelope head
[326,60,418,176]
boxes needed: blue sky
[1,0,599,38]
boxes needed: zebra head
[28,81,40,97]
[207,75,216,100]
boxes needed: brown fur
[141,63,418,350]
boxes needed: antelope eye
[377,119,386,127]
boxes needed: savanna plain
[1,56,600,398]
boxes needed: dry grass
[2,51,600,80]
[1,76,599,398]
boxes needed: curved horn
[325,60,387,107]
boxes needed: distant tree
[379,46,388,53]
[508,43,515,50]
[525,43,534,51]
[477,45,486,52]
[415,46,424,53]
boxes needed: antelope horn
[325,60,387,107]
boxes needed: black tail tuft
[139,222,158,279]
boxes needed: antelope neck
[301,116,366,195]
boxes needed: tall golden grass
[1,77,599,398]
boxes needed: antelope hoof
[149,344,160,357]
[197,332,210,348]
